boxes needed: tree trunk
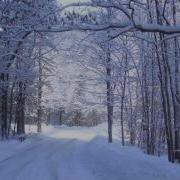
[37,51,43,133]
[106,47,113,143]
[1,73,9,139]
[16,82,26,135]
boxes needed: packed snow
[0,123,179,180]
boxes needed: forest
[0,1,180,178]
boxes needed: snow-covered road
[0,124,180,180]
[0,137,98,180]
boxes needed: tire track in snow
[0,138,77,180]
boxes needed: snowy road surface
[0,124,180,180]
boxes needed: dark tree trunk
[7,81,16,137]
[16,82,26,135]
[106,49,113,143]
[1,73,9,139]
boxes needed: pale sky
[60,0,79,5]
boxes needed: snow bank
[81,136,180,180]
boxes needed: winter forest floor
[0,124,180,180]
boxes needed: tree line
[62,0,180,163]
